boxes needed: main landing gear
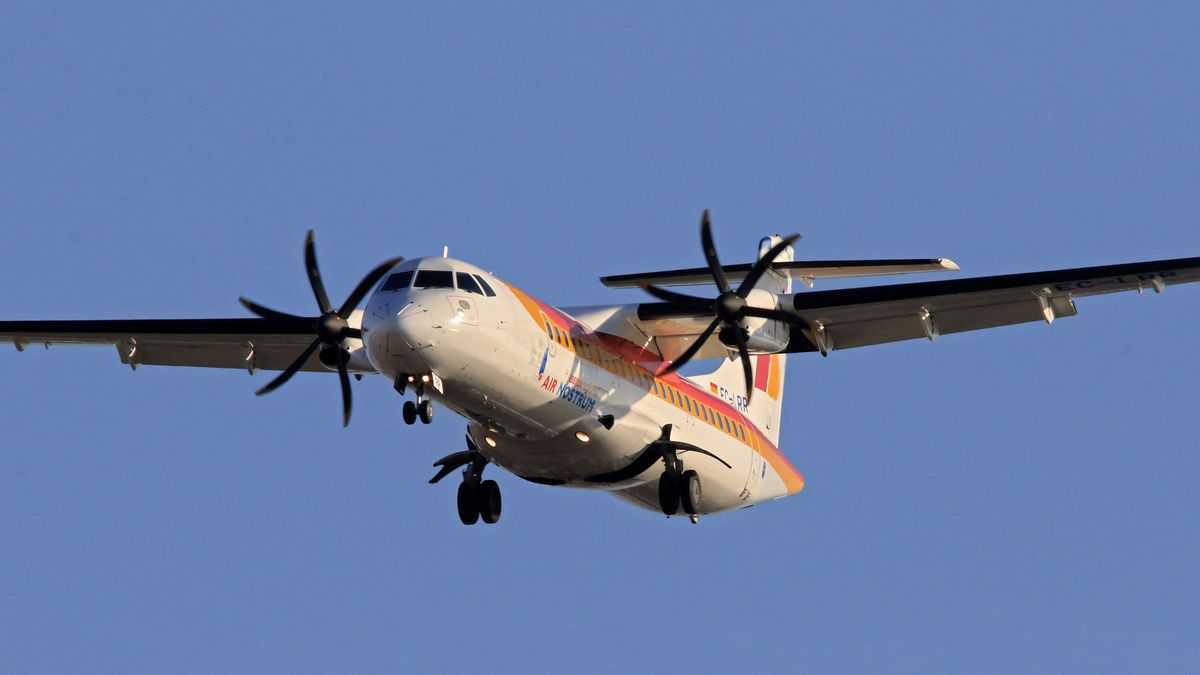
[659,462,702,520]
[650,424,726,524]
[396,375,434,425]
[430,435,502,526]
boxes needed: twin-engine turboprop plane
[4,211,1199,525]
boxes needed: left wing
[0,317,350,373]
[631,256,1200,356]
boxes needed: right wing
[0,317,340,373]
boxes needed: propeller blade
[733,327,754,405]
[239,297,305,322]
[341,327,363,340]
[699,210,731,294]
[336,354,353,427]
[736,234,801,298]
[338,257,405,317]
[304,230,334,314]
[659,440,734,469]
[640,284,713,312]
[430,450,475,484]
[255,338,322,396]
[660,317,722,375]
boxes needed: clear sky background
[2,3,1198,673]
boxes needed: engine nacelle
[736,288,791,354]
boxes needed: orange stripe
[498,280,805,495]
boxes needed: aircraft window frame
[473,274,497,297]
[455,272,485,295]
[412,269,455,289]
[381,270,414,292]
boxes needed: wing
[783,256,1200,354]
[0,317,348,373]
[633,256,1200,356]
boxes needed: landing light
[484,436,498,448]
[575,431,591,444]
[421,374,431,383]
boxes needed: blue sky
[2,3,1198,673]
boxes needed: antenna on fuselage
[443,246,449,258]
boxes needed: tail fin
[687,235,792,445]
[696,352,788,445]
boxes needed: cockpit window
[455,272,484,295]
[473,274,497,297]
[412,270,455,289]
[381,271,413,292]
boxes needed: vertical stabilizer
[688,236,791,445]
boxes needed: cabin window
[473,274,497,297]
[413,270,455,289]
[455,272,485,295]
[381,270,413,291]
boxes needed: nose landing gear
[397,374,435,425]
[431,435,502,526]
[402,399,434,425]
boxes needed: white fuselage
[360,257,803,515]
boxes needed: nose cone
[363,290,479,373]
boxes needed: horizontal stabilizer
[600,258,960,288]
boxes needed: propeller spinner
[240,231,402,427]
[639,210,801,404]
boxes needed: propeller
[429,435,488,484]
[638,210,799,404]
[239,230,402,427]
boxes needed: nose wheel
[403,399,434,425]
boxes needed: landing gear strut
[431,435,502,526]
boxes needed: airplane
[3,211,1198,526]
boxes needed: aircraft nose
[377,293,479,357]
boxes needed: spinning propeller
[239,231,402,427]
[639,210,800,404]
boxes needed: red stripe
[754,354,771,391]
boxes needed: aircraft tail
[687,235,793,446]
[695,352,788,446]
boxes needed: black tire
[680,470,702,515]
[478,479,502,524]
[658,471,680,515]
[402,400,417,425]
[418,399,434,424]
[457,481,479,525]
